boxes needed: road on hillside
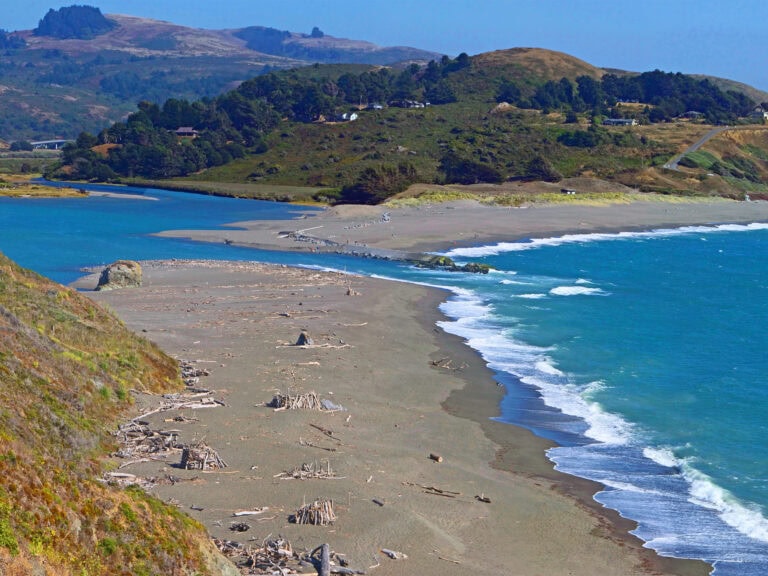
[663,126,729,170]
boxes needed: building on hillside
[30,139,71,150]
[174,127,199,138]
[602,118,638,126]
[334,112,359,122]
[748,107,768,121]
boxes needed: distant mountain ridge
[17,13,442,64]
[1,6,767,145]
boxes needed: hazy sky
[4,0,768,91]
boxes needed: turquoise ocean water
[3,183,768,574]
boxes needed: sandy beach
[75,197,768,575]
[155,195,768,255]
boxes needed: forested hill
[52,47,768,201]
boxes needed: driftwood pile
[180,441,228,470]
[114,420,179,459]
[214,537,366,575]
[276,460,341,480]
[181,360,211,387]
[291,498,337,526]
[268,390,324,411]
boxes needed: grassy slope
[0,254,227,575]
[171,48,768,200]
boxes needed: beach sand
[81,255,711,574]
[155,195,768,255]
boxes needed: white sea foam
[534,360,563,376]
[517,293,547,299]
[438,289,633,447]
[685,465,768,543]
[442,222,768,258]
[643,446,768,544]
[549,285,605,296]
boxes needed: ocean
[3,183,768,574]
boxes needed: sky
[3,0,768,91]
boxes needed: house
[748,107,768,121]
[335,112,359,122]
[602,118,638,126]
[389,99,428,109]
[174,127,199,138]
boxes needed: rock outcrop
[95,260,143,291]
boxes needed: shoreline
[80,259,710,575]
[73,192,768,574]
[154,195,768,257]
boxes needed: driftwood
[429,356,468,372]
[101,471,186,490]
[133,394,224,421]
[114,420,180,459]
[180,442,228,470]
[381,548,408,560]
[291,498,336,525]
[429,453,443,463]
[275,460,342,480]
[180,359,212,388]
[299,437,338,452]
[268,390,325,411]
[232,508,269,517]
[214,536,366,575]
[403,481,461,497]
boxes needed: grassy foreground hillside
[0,254,231,575]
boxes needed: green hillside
[0,253,230,574]
[49,47,768,201]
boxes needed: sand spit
[81,259,709,575]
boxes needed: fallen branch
[381,548,408,560]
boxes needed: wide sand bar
[82,197,767,574]
[82,261,710,574]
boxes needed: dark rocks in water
[95,260,143,291]
[411,255,492,274]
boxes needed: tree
[439,150,504,184]
[339,163,418,204]
[524,155,562,182]
[497,80,522,104]
[424,80,456,104]
[9,140,33,151]
[310,26,324,38]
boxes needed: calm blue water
[3,183,768,574]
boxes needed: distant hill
[473,48,605,81]
[0,9,440,141]
[50,45,768,201]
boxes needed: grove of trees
[498,70,754,124]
